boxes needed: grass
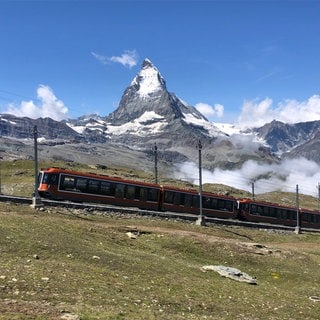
[0,201,320,319]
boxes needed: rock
[309,296,320,302]
[60,313,81,320]
[126,231,137,239]
[201,265,257,285]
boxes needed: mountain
[1,58,320,171]
[107,58,207,125]
[0,114,81,141]
[66,59,225,150]
[254,120,320,154]
[103,58,223,149]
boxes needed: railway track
[1,194,319,233]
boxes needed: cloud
[174,158,320,197]
[91,50,138,68]
[195,102,224,119]
[91,52,109,65]
[5,85,68,121]
[238,95,320,129]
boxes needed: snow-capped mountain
[68,58,224,150]
[2,58,320,170]
[105,58,223,142]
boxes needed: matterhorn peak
[131,58,167,97]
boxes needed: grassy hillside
[0,202,320,319]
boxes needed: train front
[37,168,59,198]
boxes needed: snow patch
[182,112,222,136]
[132,63,165,97]
[107,111,168,136]
[214,123,242,135]
[0,117,17,125]
[67,124,86,134]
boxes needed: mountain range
[1,58,320,175]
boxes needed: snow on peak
[107,111,168,136]
[182,112,225,136]
[131,58,166,98]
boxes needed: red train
[37,167,320,229]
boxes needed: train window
[225,200,233,212]
[134,187,141,200]
[217,200,224,210]
[211,198,218,209]
[42,173,58,185]
[179,193,185,205]
[147,188,158,202]
[288,210,296,220]
[139,188,148,201]
[285,210,291,220]
[173,192,180,205]
[301,212,310,222]
[308,213,314,223]
[60,176,75,190]
[218,199,232,211]
[88,180,99,193]
[192,195,199,208]
[269,207,277,218]
[203,197,210,209]
[76,178,88,192]
[250,204,257,214]
[125,185,135,200]
[115,184,125,198]
[184,194,192,207]
[100,181,115,196]
[263,206,269,216]
[278,208,284,218]
[257,206,263,216]
[164,191,174,204]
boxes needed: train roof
[162,184,237,200]
[40,167,160,188]
[239,198,297,209]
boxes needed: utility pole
[154,143,158,184]
[251,182,255,200]
[196,140,205,226]
[295,184,301,234]
[318,183,320,210]
[31,125,42,208]
[0,156,2,195]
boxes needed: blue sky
[1,0,320,126]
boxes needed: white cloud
[238,95,320,129]
[195,102,224,119]
[5,85,68,121]
[91,52,109,65]
[92,50,138,69]
[174,158,320,197]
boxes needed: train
[37,167,320,229]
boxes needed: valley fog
[174,157,320,197]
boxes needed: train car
[238,198,320,229]
[300,208,320,229]
[237,198,299,227]
[161,185,238,219]
[38,167,162,211]
[238,199,301,227]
